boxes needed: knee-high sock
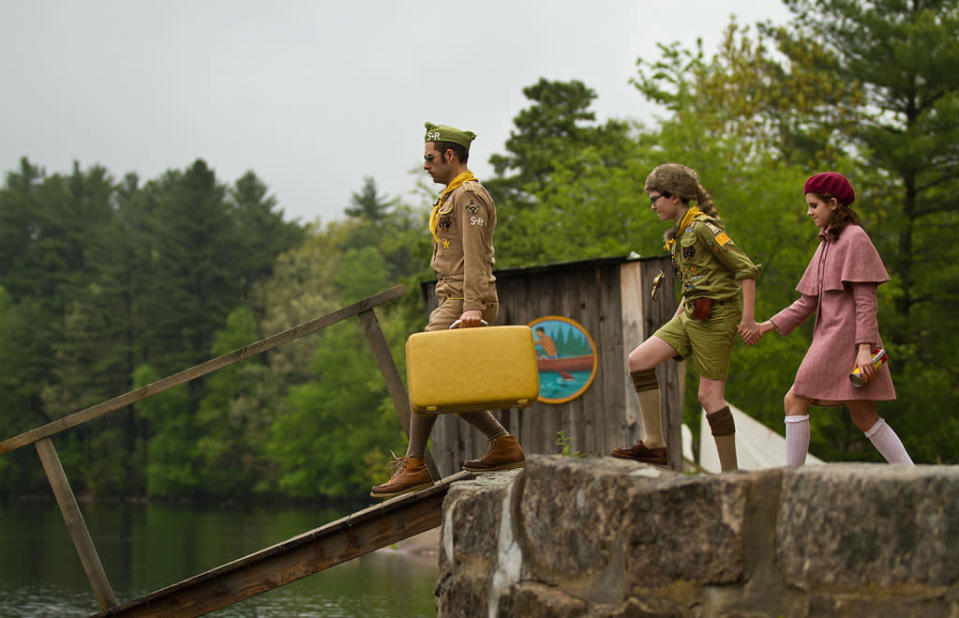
[865,418,914,465]
[631,369,663,449]
[406,412,438,459]
[707,405,737,472]
[784,414,810,467]
[456,410,508,441]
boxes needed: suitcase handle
[449,319,490,329]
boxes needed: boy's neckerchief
[664,205,701,251]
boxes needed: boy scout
[611,163,760,472]
[370,122,525,498]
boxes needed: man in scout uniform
[611,163,760,472]
[370,122,525,499]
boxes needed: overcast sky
[1,1,793,224]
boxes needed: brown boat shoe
[370,455,433,499]
[463,435,525,473]
[610,440,668,465]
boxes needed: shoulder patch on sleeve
[697,219,732,247]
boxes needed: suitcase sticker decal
[528,316,598,405]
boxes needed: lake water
[0,500,439,617]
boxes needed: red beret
[803,172,855,205]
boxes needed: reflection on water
[0,501,438,617]
[537,370,593,400]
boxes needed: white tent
[695,403,824,473]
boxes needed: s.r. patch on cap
[424,122,476,150]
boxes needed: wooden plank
[95,471,472,618]
[571,268,591,455]
[356,308,440,481]
[1,285,406,454]
[619,261,645,446]
[597,262,626,454]
[35,438,117,611]
[596,263,623,455]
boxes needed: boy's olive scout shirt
[669,210,760,303]
[430,179,497,311]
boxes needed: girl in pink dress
[755,172,913,466]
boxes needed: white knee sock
[864,418,914,465]
[784,415,810,467]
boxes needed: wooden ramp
[93,471,471,617]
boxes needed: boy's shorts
[654,300,741,380]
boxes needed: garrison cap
[424,122,476,150]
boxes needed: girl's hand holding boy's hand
[740,320,776,345]
[738,318,761,345]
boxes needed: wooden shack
[425,255,685,475]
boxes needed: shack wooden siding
[425,256,676,477]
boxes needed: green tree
[487,78,633,210]
[344,176,394,221]
[230,171,305,296]
[266,318,404,500]
[193,306,267,498]
[490,79,649,268]
[142,160,241,373]
[133,364,196,497]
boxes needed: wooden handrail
[0,285,406,454]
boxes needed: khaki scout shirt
[430,180,497,311]
[670,213,760,303]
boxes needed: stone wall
[436,456,959,617]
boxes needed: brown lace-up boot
[610,440,668,465]
[462,435,525,473]
[370,456,433,499]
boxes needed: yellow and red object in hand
[849,347,888,388]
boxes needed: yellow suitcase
[406,325,540,414]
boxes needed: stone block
[518,456,641,580]
[621,470,750,589]
[438,470,520,617]
[776,464,959,588]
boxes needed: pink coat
[770,224,896,403]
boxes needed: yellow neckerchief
[429,171,476,243]
[663,206,701,251]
